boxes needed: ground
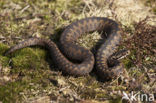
[0,0,155,103]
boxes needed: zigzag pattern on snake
[5,17,124,80]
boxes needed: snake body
[5,17,124,80]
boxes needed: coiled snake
[5,17,124,80]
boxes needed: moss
[0,80,28,103]
[122,58,134,69]
[110,97,122,103]
[10,48,47,69]
[0,45,53,102]
[0,56,9,67]
[0,72,52,103]
[0,43,8,55]
[0,43,10,66]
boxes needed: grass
[0,0,155,103]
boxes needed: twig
[20,5,30,14]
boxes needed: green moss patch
[0,43,10,66]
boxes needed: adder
[5,17,126,80]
